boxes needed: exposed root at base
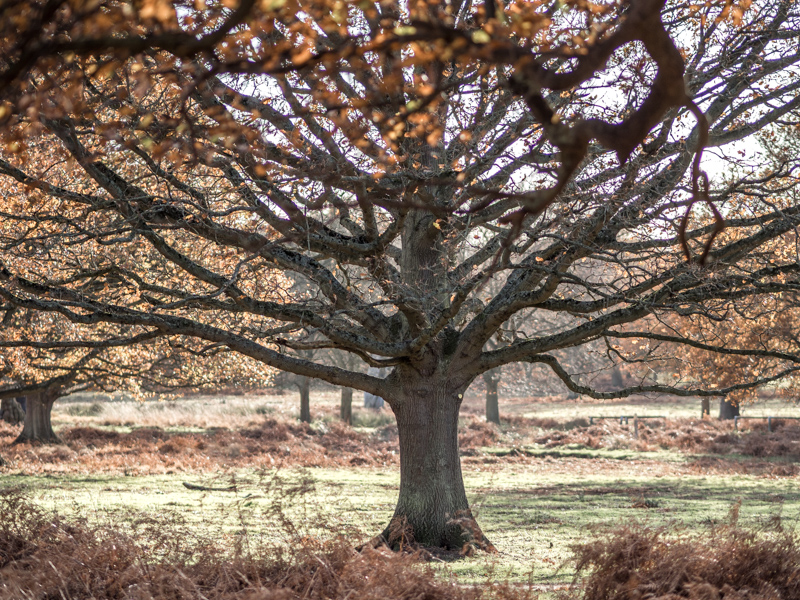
[447,510,498,556]
[365,513,498,557]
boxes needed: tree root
[367,513,497,556]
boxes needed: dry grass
[522,417,800,476]
[0,417,401,475]
[3,394,800,596]
[459,419,501,449]
[530,417,800,458]
[3,404,800,477]
[0,417,501,476]
[0,488,537,600]
[570,503,800,600]
[3,483,799,600]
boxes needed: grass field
[1,389,799,597]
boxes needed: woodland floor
[1,390,799,598]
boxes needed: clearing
[1,389,798,588]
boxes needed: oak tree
[1,0,798,550]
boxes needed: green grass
[65,402,105,417]
[4,466,798,585]
[462,471,799,582]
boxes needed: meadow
[1,389,799,599]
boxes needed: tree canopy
[1,0,797,548]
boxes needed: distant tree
[0,310,277,443]
[482,367,501,424]
[615,123,800,419]
[654,291,800,419]
[1,0,798,551]
[0,397,24,425]
[363,365,388,409]
[327,349,364,424]
[477,292,632,424]
[294,350,315,423]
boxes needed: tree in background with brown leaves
[615,122,800,420]
[0,308,278,443]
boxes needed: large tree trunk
[483,369,500,425]
[298,376,311,423]
[383,381,493,551]
[14,391,61,444]
[719,397,740,420]
[388,193,494,551]
[340,387,353,425]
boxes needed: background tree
[611,119,800,419]
[294,350,315,423]
[0,397,25,425]
[0,308,278,444]
[475,284,631,424]
[327,349,365,425]
[653,271,800,419]
[0,0,796,550]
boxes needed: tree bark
[483,369,500,425]
[298,376,311,423]
[719,397,740,420]
[340,387,352,425]
[1,398,24,425]
[383,380,493,551]
[13,390,62,444]
[611,366,624,388]
[701,397,710,418]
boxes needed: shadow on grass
[469,473,800,543]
